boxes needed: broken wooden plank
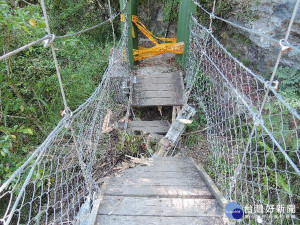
[156,104,196,156]
[165,104,196,144]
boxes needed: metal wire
[40,0,69,112]
[0,8,130,225]
[192,0,300,54]
[0,9,125,61]
[55,10,124,40]
[186,13,300,225]
[0,35,51,61]
[1,0,299,224]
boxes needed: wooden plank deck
[126,120,170,134]
[96,157,227,225]
[132,71,184,107]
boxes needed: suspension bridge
[0,0,299,224]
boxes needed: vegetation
[0,0,117,184]
[0,0,179,185]
[275,66,300,108]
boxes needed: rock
[225,0,300,72]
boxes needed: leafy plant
[275,66,300,108]
[0,125,33,184]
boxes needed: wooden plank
[117,169,202,179]
[150,156,193,162]
[105,184,214,198]
[136,66,172,75]
[117,165,197,172]
[191,159,229,209]
[128,126,169,134]
[116,157,197,172]
[136,71,180,77]
[133,97,184,107]
[108,163,204,186]
[98,196,222,217]
[137,73,179,79]
[136,72,181,79]
[108,176,203,186]
[134,90,179,98]
[134,83,177,91]
[126,120,170,134]
[136,77,182,85]
[132,70,184,107]
[96,215,225,225]
[165,104,196,144]
[128,120,169,127]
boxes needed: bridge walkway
[96,157,228,225]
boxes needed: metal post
[120,0,138,68]
[176,0,196,66]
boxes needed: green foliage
[163,0,180,25]
[116,131,152,156]
[233,33,252,45]
[234,0,260,22]
[46,0,120,42]
[0,125,32,184]
[195,0,232,30]
[275,66,300,108]
[0,0,112,185]
[183,107,207,147]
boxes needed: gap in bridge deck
[94,54,227,225]
[127,53,185,135]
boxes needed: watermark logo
[225,202,243,219]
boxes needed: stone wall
[222,0,300,73]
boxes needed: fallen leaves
[112,155,153,173]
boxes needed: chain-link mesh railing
[186,11,299,224]
[0,13,130,225]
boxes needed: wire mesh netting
[186,12,299,224]
[0,15,130,225]
[1,0,300,224]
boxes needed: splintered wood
[102,110,114,134]
[156,104,196,156]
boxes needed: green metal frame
[120,0,138,68]
[176,0,196,66]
